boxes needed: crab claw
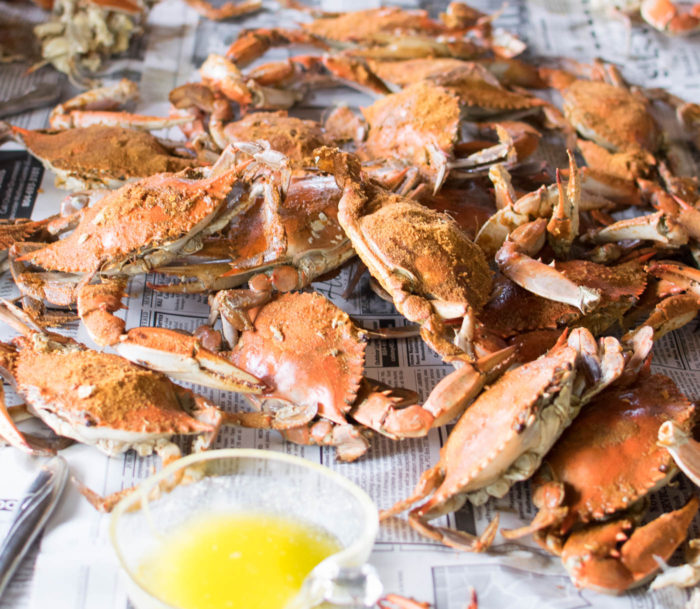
[495,222,601,313]
[562,496,699,594]
[116,327,266,394]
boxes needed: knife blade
[0,84,61,120]
[0,455,68,599]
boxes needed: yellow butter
[137,511,341,609]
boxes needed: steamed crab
[225,3,526,64]
[0,301,269,511]
[154,166,353,296]
[1,80,200,190]
[205,290,511,458]
[503,368,698,594]
[540,62,660,184]
[315,147,493,363]
[8,145,276,394]
[380,327,625,550]
[354,68,545,191]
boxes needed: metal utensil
[0,83,61,119]
[0,456,68,599]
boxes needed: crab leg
[49,79,138,128]
[352,346,515,439]
[281,420,370,462]
[658,420,700,487]
[0,382,55,456]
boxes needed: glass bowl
[109,449,381,609]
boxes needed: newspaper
[0,0,699,607]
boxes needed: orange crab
[0,301,271,511]
[206,291,512,457]
[1,80,200,190]
[315,147,492,362]
[224,3,523,64]
[357,68,544,191]
[504,371,698,594]
[8,146,277,394]
[480,259,648,340]
[381,328,626,550]
[153,165,354,297]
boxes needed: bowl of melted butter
[110,449,381,609]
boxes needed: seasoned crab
[366,57,544,90]
[481,259,648,342]
[504,371,698,594]
[1,80,199,190]
[9,147,277,393]
[357,68,544,190]
[315,147,492,362]
[541,63,660,183]
[1,123,202,191]
[380,328,625,550]
[205,111,332,164]
[0,301,268,511]
[230,3,525,60]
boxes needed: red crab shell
[360,80,461,186]
[536,373,695,533]
[224,173,344,274]
[227,291,367,424]
[301,7,445,42]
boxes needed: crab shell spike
[562,496,699,594]
[115,327,266,394]
[658,420,700,487]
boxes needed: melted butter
[137,511,340,609]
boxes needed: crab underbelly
[30,406,178,457]
[466,383,578,506]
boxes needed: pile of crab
[2,0,700,599]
